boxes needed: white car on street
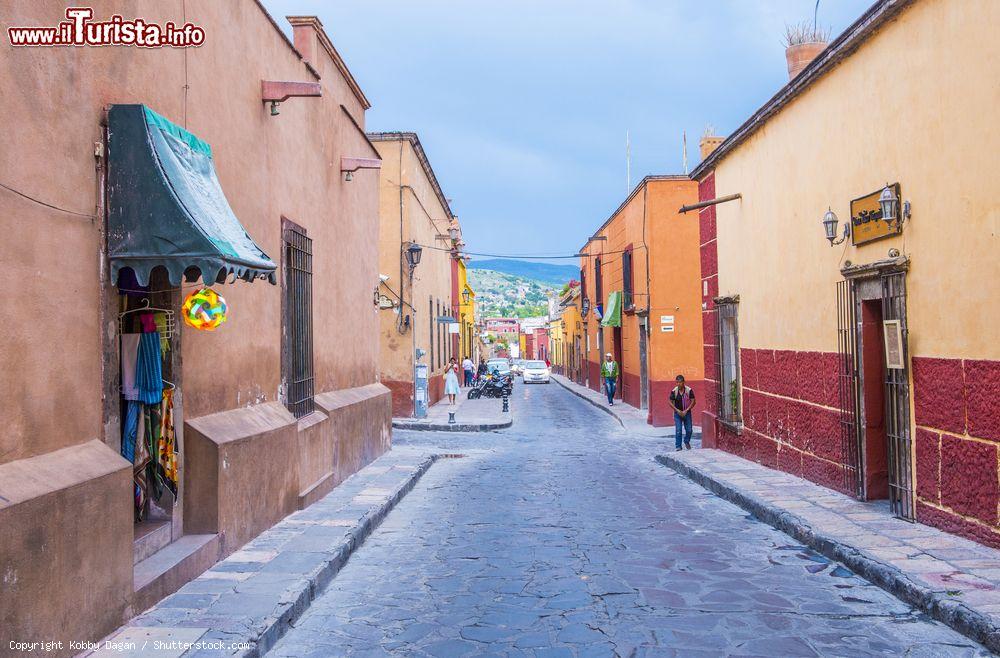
[522,360,551,384]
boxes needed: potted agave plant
[784,20,831,80]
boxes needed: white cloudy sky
[261,0,874,260]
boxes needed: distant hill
[468,269,557,319]
[468,259,578,286]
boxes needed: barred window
[283,220,314,418]
[595,257,603,302]
[716,298,741,425]
[622,248,634,309]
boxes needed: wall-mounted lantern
[462,289,471,304]
[878,183,911,231]
[405,242,423,271]
[822,207,850,246]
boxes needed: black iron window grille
[283,221,314,419]
[595,257,603,303]
[716,299,742,425]
[429,296,434,370]
[622,249,634,309]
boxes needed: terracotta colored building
[579,176,703,426]
[695,0,1000,544]
[0,3,391,650]
[370,132,459,417]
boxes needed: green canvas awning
[107,104,276,287]
[601,291,622,327]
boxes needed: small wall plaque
[883,320,905,369]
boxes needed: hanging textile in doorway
[154,313,171,353]
[144,403,164,502]
[121,334,141,401]
[157,389,178,497]
[133,406,151,521]
[121,399,141,463]
[136,331,163,404]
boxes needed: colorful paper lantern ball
[182,287,228,331]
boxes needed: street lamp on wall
[405,242,423,273]
[822,207,850,246]
[879,183,910,231]
[462,289,471,304]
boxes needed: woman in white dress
[444,357,460,405]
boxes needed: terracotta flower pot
[785,41,828,80]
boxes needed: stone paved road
[270,383,989,657]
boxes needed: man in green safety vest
[601,352,619,405]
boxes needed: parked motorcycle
[468,370,513,399]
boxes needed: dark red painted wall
[912,356,1000,548]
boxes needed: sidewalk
[551,373,700,443]
[392,388,512,432]
[92,447,469,658]
[657,448,1000,653]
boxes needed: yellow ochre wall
[712,0,999,359]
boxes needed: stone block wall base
[0,440,132,654]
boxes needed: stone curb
[391,417,512,432]
[241,453,455,657]
[102,454,455,658]
[655,452,1000,654]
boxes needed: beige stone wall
[711,0,1000,359]
[373,137,455,414]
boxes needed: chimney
[699,134,724,161]
[287,16,323,68]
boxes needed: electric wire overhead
[415,242,643,260]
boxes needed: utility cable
[1,180,95,219]
[415,242,645,260]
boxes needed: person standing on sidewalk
[462,355,475,387]
[601,352,619,406]
[670,374,696,451]
[444,358,460,405]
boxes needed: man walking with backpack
[670,374,696,451]
[601,352,619,405]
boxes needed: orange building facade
[579,176,704,426]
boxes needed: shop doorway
[837,269,913,519]
[112,267,185,561]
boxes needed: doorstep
[132,534,221,615]
[656,448,1000,653]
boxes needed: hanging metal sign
[851,183,901,246]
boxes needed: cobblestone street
[270,384,988,657]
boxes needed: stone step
[132,534,220,616]
[133,520,172,566]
